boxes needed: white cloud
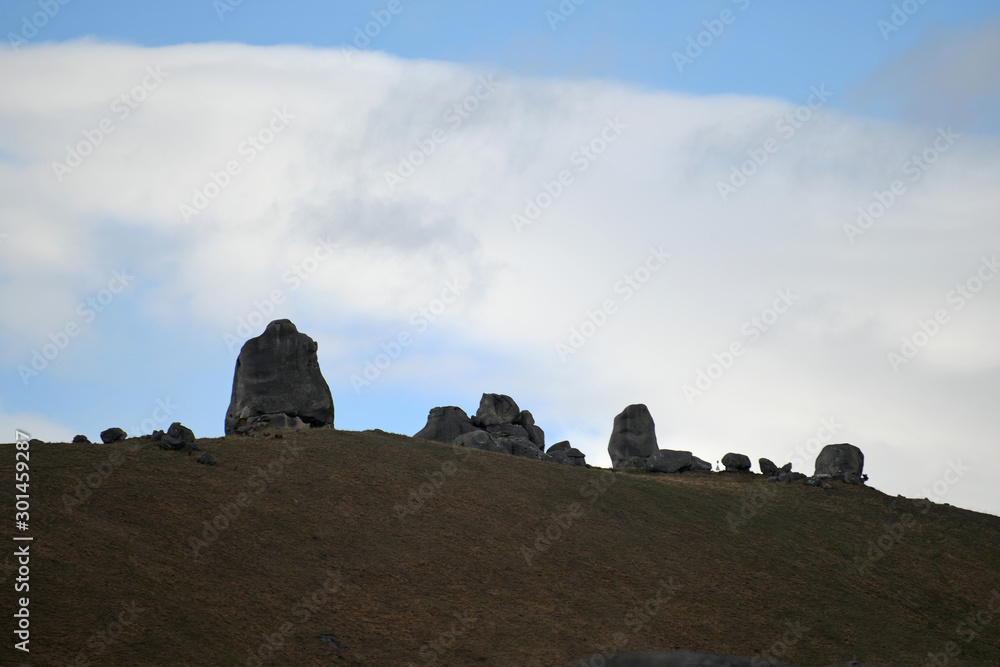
[1,39,999,516]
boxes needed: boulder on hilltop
[474,393,521,427]
[416,393,576,465]
[607,404,659,470]
[814,443,866,484]
[413,406,479,444]
[721,452,751,472]
[100,427,127,443]
[647,449,694,473]
[224,319,335,435]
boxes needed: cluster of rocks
[414,393,587,466]
[607,404,868,489]
[224,319,335,435]
[607,404,712,473]
[81,423,215,465]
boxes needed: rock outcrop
[72,434,90,444]
[417,393,573,465]
[414,406,479,444]
[606,405,715,474]
[608,404,659,470]
[224,319,335,435]
[454,430,509,454]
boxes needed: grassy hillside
[3,429,1000,666]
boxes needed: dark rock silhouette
[513,409,545,449]
[690,456,712,471]
[72,434,90,443]
[548,441,587,467]
[721,452,751,471]
[100,427,127,443]
[607,404,659,470]
[224,319,335,435]
[647,449,694,473]
[454,430,509,454]
[417,393,573,464]
[474,393,521,427]
[160,422,196,451]
[414,406,479,444]
[759,457,778,476]
[814,443,864,479]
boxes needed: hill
[3,429,1000,666]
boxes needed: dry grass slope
[3,429,1000,666]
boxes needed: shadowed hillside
[3,429,1000,666]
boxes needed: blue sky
[3,0,996,116]
[2,1,999,515]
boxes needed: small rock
[822,483,832,490]
[100,427,127,443]
[28,438,44,446]
[72,435,90,443]
[196,452,216,466]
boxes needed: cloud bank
[1,38,999,515]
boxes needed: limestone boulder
[759,458,778,476]
[647,449,693,474]
[160,422,196,451]
[474,393,521,427]
[224,319,335,435]
[690,456,712,471]
[722,452,751,472]
[413,406,479,444]
[100,427,127,443]
[814,443,864,479]
[454,430,510,455]
[608,404,658,470]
